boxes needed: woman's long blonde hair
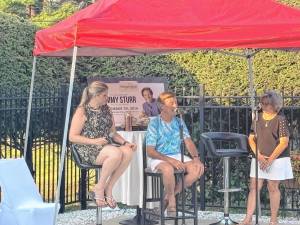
[79,81,108,107]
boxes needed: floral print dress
[73,104,113,165]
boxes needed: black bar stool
[200,132,249,225]
[71,145,102,225]
[142,138,198,225]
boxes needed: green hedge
[170,50,300,95]
[1,1,300,95]
[0,12,70,90]
[31,2,78,28]
[0,12,36,89]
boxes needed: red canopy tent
[34,0,300,57]
[25,1,300,224]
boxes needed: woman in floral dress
[69,81,136,208]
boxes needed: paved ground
[102,215,273,225]
[101,215,300,225]
[57,208,300,225]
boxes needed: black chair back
[71,145,102,170]
[200,132,249,158]
[142,138,148,170]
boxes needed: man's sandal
[238,220,252,225]
[166,206,176,217]
[237,222,252,225]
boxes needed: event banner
[89,77,166,128]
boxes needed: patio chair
[0,158,57,225]
[71,145,102,225]
[142,138,198,225]
[200,132,249,225]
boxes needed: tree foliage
[31,2,78,28]
[0,0,33,18]
[279,0,300,7]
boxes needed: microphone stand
[179,112,186,225]
[253,108,260,225]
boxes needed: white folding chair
[0,158,58,225]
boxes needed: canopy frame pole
[24,56,37,159]
[213,49,246,58]
[245,49,256,110]
[53,46,78,225]
[245,48,261,225]
[214,48,260,108]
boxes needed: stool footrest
[218,188,241,193]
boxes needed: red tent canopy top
[34,0,300,57]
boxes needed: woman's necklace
[88,103,101,110]
[262,112,277,128]
[265,120,270,128]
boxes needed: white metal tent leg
[53,46,78,225]
[24,56,37,159]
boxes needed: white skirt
[148,154,192,172]
[250,157,294,180]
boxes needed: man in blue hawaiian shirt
[146,91,204,215]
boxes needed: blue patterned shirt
[146,116,190,156]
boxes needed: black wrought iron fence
[0,86,299,215]
[177,87,300,215]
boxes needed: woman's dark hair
[141,87,153,96]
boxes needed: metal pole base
[96,206,102,225]
[210,217,238,225]
[119,215,158,225]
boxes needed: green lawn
[0,143,96,203]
